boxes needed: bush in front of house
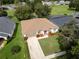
[11,45,21,55]
[0,10,7,16]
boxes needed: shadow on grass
[7,23,19,44]
[25,42,30,59]
[68,8,75,11]
[56,53,72,59]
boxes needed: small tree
[15,5,32,20]
[0,10,7,16]
[1,0,14,4]
[71,44,79,59]
[69,0,79,11]
[11,45,21,55]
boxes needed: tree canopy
[59,20,79,49]
[69,0,79,11]
[0,0,14,4]
[15,0,50,20]
[58,20,79,59]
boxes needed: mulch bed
[48,32,59,37]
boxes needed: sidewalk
[46,51,66,59]
[27,36,66,59]
[27,37,45,59]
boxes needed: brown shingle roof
[21,18,58,37]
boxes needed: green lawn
[50,5,73,15]
[39,35,61,56]
[7,10,15,16]
[0,10,30,59]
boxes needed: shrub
[11,45,21,55]
[0,10,7,16]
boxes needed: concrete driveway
[27,37,45,59]
[27,36,66,59]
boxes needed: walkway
[27,37,45,59]
[27,36,66,59]
[46,51,66,59]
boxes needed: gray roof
[48,15,75,26]
[0,33,8,38]
[73,12,79,17]
[0,17,16,38]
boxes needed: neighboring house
[0,17,16,40]
[48,15,75,27]
[73,12,79,18]
[0,4,16,10]
[53,0,65,5]
[54,0,70,5]
[42,1,52,6]
[8,4,16,9]
[21,18,59,38]
[59,0,65,5]
[18,2,26,6]
[0,6,9,10]
[65,1,70,5]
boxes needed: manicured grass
[0,10,30,59]
[39,35,61,56]
[0,24,30,59]
[7,10,15,16]
[50,5,73,15]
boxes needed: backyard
[0,10,30,59]
[39,35,61,56]
[50,5,74,15]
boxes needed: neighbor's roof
[21,18,58,37]
[73,12,79,17]
[48,15,74,26]
[0,17,16,38]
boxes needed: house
[73,12,79,19]
[59,0,65,5]
[0,17,16,40]
[53,0,65,5]
[0,4,16,10]
[65,1,70,5]
[42,1,52,6]
[18,2,26,6]
[21,18,59,38]
[48,15,75,27]
[54,0,70,5]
